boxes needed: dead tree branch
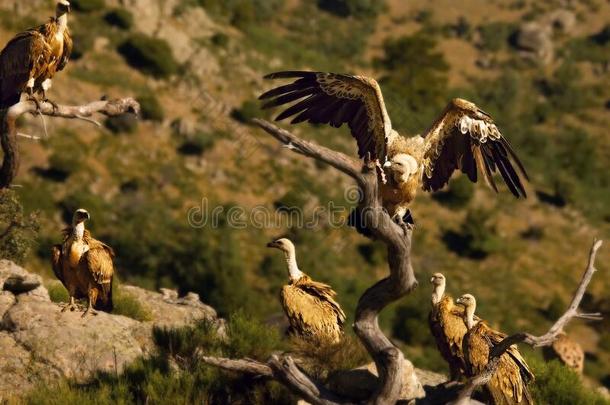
[196,119,417,404]
[453,239,604,405]
[0,98,140,189]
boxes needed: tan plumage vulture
[51,208,114,316]
[0,0,72,109]
[267,238,346,343]
[428,273,478,382]
[260,72,528,230]
[543,332,584,373]
[457,294,534,405]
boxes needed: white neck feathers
[465,305,476,330]
[431,282,445,305]
[72,222,84,240]
[57,14,68,34]
[283,244,303,281]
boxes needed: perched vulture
[428,273,479,382]
[0,0,72,109]
[457,294,534,405]
[51,208,114,316]
[543,332,584,373]
[267,238,346,343]
[260,72,528,230]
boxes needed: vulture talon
[81,308,98,318]
[43,98,59,113]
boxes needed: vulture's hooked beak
[456,297,465,306]
[266,241,279,249]
[383,161,392,169]
[430,277,435,283]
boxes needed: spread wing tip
[263,71,314,80]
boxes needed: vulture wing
[429,295,469,377]
[0,30,50,108]
[58,28,72,72]
[51,244,65,285]
[421,98,528,197]
[81,238,114,311]
[260,71,393,162]
[280,276,345,341]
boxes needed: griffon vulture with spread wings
[0,0,72,109]
[51,208,114,316]
[260,71,528,230]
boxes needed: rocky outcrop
[0,260,220,401]
[514,22,554,64]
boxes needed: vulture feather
[0,0,72,109]
[260,71,528,230]
[267,238,345,343]
[51,209,114,316]
[457,294,534,405]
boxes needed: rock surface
[514,21,554,64]
[0,260,220,401]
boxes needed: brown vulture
[267,238,346,343]
[260,71,528,231]
[429,273,479,382]
[51,208,114,316]
[0,0,72,109]
[456,294,534,405]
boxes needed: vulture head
[456,294,476,309]
[430,272,446,287]
[383,153,419,183]
[266,237,295,253]
[56,0,71,17]
[267,238,303,280]
[430,272,446,304]
[72,208,90,225]
[456,294,478,329]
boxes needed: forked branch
[200,119,418,405]
[453,239,604,405]
[0,98,140,188]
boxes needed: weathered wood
[453,239,603,405]
[0,98,140,188]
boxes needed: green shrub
[225,310,285,359]
[71,0,106,13]
[530,358,610,405]
[317,0,385,18]
[478,22,515,52]
[47,281,70,303]
[442,208,501,259]
[118,34,179,78]
[104,8,134,29]
[230,99,263,124]
[113,286,153,321]
[105,113,138,134]
[0,190,39,264]
[137,93,164,122]
[211,32,229,47]
[177,132,216,156]
[431,176,474,208]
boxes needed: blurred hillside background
[1,0,609,400]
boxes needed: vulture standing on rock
[457,294,534,405]
[267,238,345,343]
[51,209,115,316]
[260,71,528,231]
[429,273,477,382]
[0,0,72,109]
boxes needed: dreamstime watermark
[186,186,387,230]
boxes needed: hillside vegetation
[1,0,609,402]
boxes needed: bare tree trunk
[0,98,140,188]
[200,119,417,405]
